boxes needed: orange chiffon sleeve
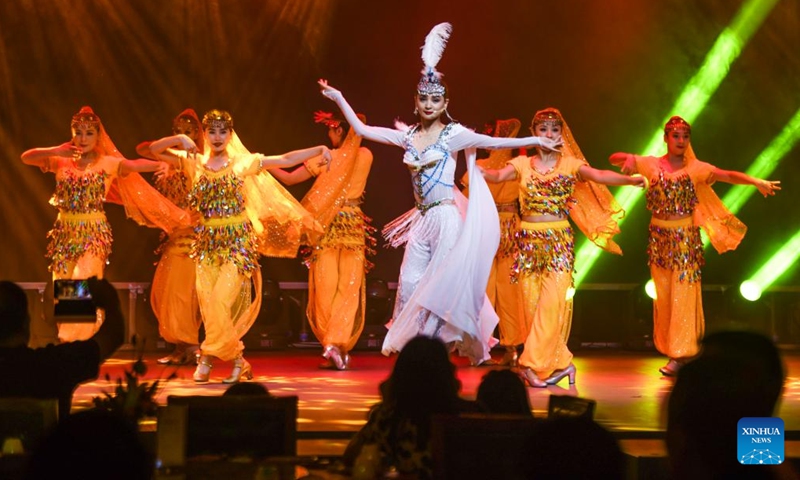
[115,172,191,235]
[690,160,747,253]
[568,156,625,255]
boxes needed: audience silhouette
[0,278,125,418]
[343,335,475,479]
[667,330,792,479]
[476,368,533,416]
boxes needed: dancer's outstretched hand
[55,141,81,159]
[318,79,340,100]
[321,146,333,172]
[757,179,781,197]
[537,136,563,153]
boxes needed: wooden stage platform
[71,347,800,460]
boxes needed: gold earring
[414,107,419,116]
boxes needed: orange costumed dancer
[136,109,205,365]
[271,111,375,370]
[149,109,325,383]
[610,116,780,376]
[482,108,644,387]
[20,106,189,345]
[461,118,525,366]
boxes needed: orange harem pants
[515,220,574,379]
[648,217,704,360]
[50,212,110,345]
[150,229,201,346]
[487,211,524,347]
[196,261,261,362]
[306,207,369,353]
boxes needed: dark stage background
[1,0,798,292]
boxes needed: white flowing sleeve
[415,147,500,363]
[449,127,544,151]
[327,91,405,148]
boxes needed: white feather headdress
[417,22,452,96]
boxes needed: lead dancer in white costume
[319,23,560,364]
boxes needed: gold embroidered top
[188,162,259,274]
[509,155,586,217]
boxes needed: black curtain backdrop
[1,0,798,288]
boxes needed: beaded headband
[664,116,691,134]
[417,70,446,97]
[532,109,563,128]
[71,107,101,131]
[202,109,233,130]
[173,109,200,133]
[314,111,342,129]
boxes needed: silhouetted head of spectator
[0,281,30,346]
[223,382,270,397]
[476,369,532,416]
[667,331,786,479]
[517,416,624,479]
[701,330,784,414]
[25,408,153,480]
[381,335,461,420]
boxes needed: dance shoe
[157,344,197,365]
[499,346,519,367]
[223,356,253,384]
[323,345,348,370]
[193,354,213,383]
[320,353,352,370]
[545,363,577,385]
[658,358,683,377]
[520,368,548,388]
[476,358,500,367]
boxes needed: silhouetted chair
[431,413,540,479]
[548,394,596,420]
[166,394,298,460]
[0,398,58,479]
[0,398,58,452]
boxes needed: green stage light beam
[745,229,800,293]
[702,107,800,248]
[722,107,800,214]
[573,0,779,287]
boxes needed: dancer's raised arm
[318,79,404,148]
[149,134,197,168]
[258,145,331,170]
[21,142,77,168]
[450,128,562,153]
[712,168,780,197]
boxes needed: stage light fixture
[645,279,657,300]
[739,280,762,302]
[572,0,779,287]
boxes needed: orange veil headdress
[684,144,747,253]
[71,106,189,234]
[539,108,625,255]
[299,111,367,236]
[208,125,323,258]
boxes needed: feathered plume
[420,22,452,78]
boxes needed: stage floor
[72,347,800,456]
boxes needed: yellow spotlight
[739,281,762,302]
[566,286,576,301]
[645,279,657,300]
